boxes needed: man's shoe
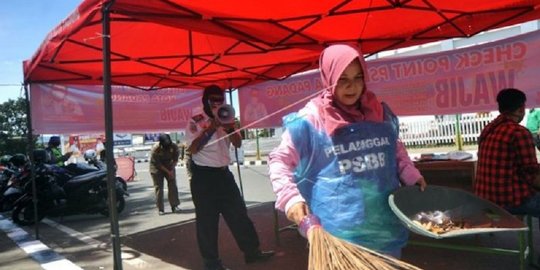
[244,250,275,264]
[171,206,181,213]
[158,210,165,216]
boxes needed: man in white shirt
[185,85,274,270]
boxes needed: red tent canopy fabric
[24,0,540,90]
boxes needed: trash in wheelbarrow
[388,185,527,239]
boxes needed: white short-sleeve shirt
[185,110,231,167]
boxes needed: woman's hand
[286,202,310,225]
[416,176,427,191]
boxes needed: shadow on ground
[122,202,308,270]
[122,202,537,270]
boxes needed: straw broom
[300,214,422,270]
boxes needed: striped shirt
[475,114,539,207]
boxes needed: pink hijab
[312,44,383,135]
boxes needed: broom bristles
[307,227,422,270]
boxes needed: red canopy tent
[22,1,540,269]
[24,0,540,90]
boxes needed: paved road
[0,146,536,270]
[0,143,479,270]
[0,162,276,270]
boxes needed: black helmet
[10,154,27,167]
[0,155,12,166]
[48,136,61,147]
[158,134,172,147]
[202,85,224,117]
[33,149,49,164]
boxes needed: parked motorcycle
[11,150,128,225]
[0,154,12,174]
[0,169,27,212]
[1,152,101,212]
[0,154,30,212]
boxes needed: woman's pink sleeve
[396,140,422,185]
[268,131,305,212]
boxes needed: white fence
[399,112,497,147]
[250,110,538,154]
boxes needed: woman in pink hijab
[268,44,426,257]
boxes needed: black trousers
[190,162,260,267]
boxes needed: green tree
[0,98,32,155]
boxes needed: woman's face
[334,59,365,107]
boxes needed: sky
[0,0,81,103]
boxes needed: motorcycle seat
[63,170,107,190]
[65,163,100,175]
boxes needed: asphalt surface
[1,144,539,270]
[0,162,277,270]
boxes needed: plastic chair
[115,156,135,182]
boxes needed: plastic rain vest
[283,105,408,253]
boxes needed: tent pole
[102,2,123,270]
[23,84,39,239]
[227,87,245,199]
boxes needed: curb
[0,214,83,270]
[167,160,268,167]
[234,160,268,166]
[136,159,268,166]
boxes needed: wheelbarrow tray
[389,185,527,239]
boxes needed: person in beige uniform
[149,134,181,215]
[186,85,274,270]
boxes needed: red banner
[31,30,540,131]
[31,85,202,134]
[240,30,540,128]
